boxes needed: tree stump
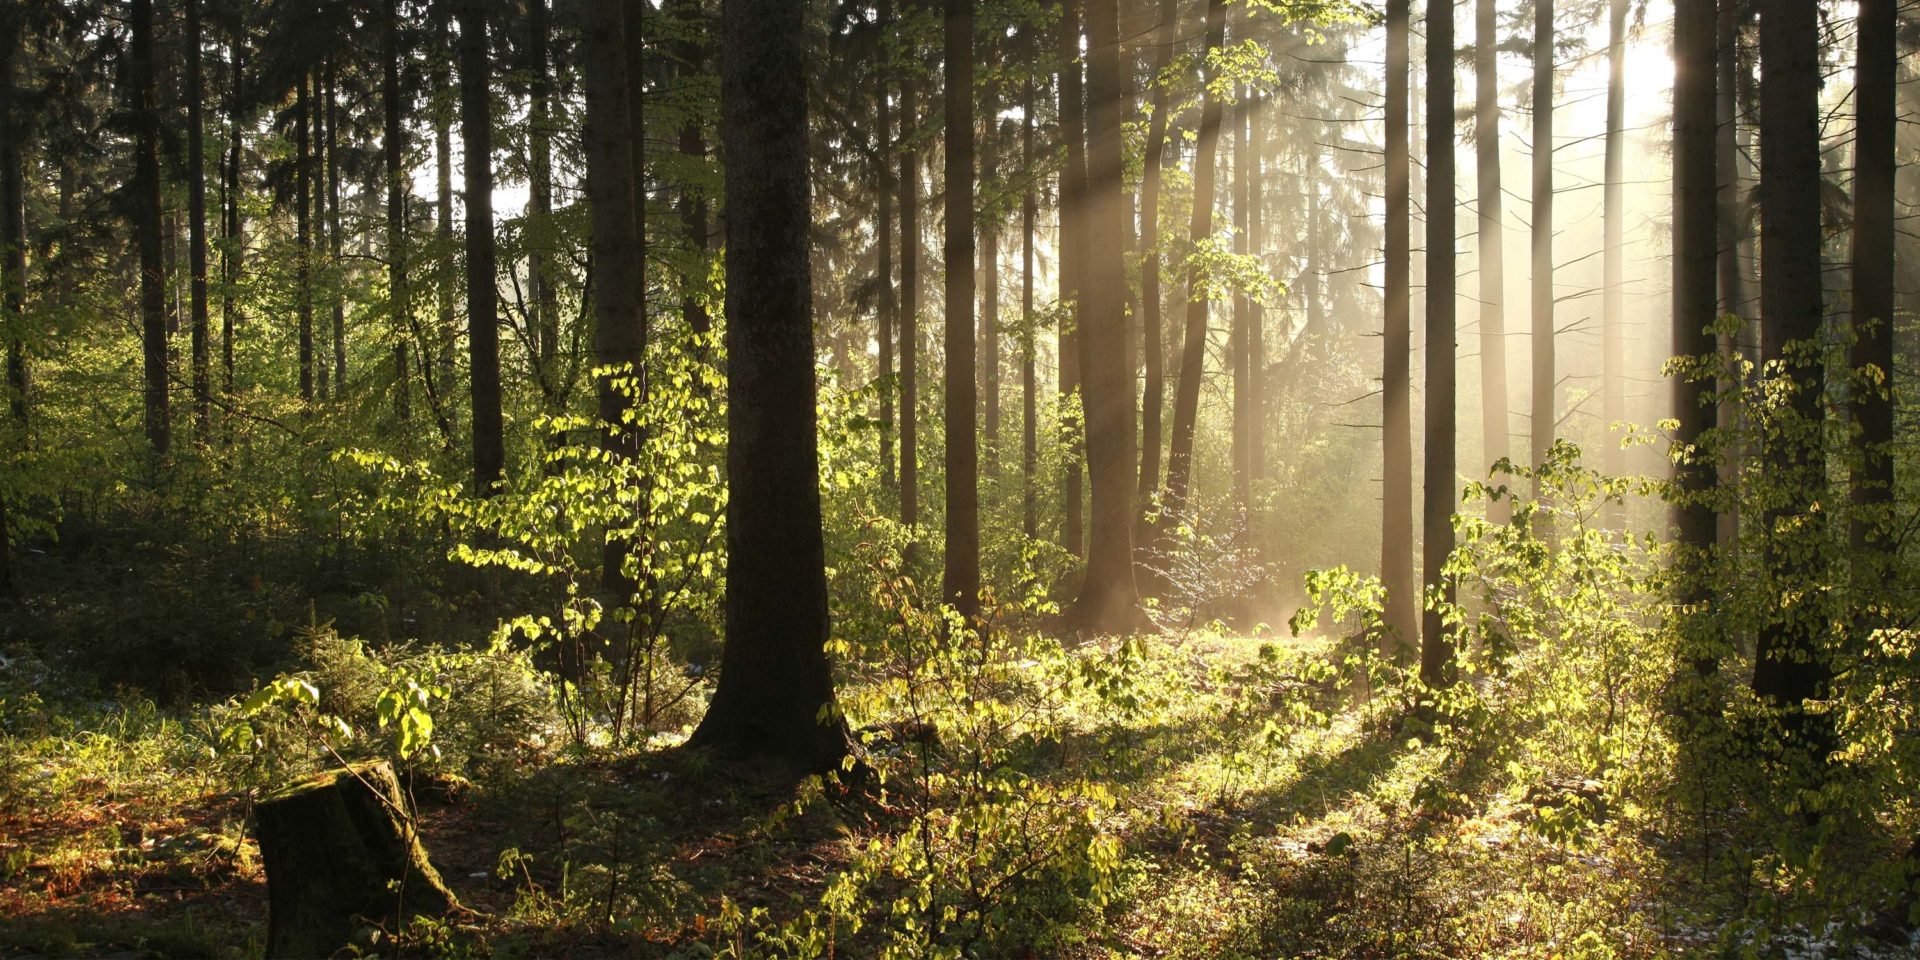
[255,760,461,959]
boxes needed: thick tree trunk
[1850,0,1896,565]
[1529,0,1554,475]
[133,0,169,456]
[1750,0,1830,721]
[1073,0,1143,631]
[942,0,980,618]
[1135,0,1176,538]
[1381,0,1415,650]
[256,762,458,960]
[1420,0,1458,686]
[1672,0,1719,659]
[1474,0,1507,523]
[461,2,505,495]
[1058,0,1088,559]
[186,0,211,439]
[1161,0,1228,529]
[687,0,849,774]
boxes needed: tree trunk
[529,0,557,402]
[1420,0,1457,685]
[1058,0,1087,559]
[1073,0,1143,631]
[942,0,980,618]
[1473,0,1507,522]
[385,0,410,430]
[876,0,896,494]
[1671,0,1718,664]
[1600,0,1625,505]
[133,0,168,456]
[1022,53,1038,540]
[979,73,1001,473]
[1161,0,1228,529]
[222,39,243,409]
[900,30,921,536]
[675,0,711,342]
[1135,0,1176,539]
[256,762,459,960]
[1749,0,1830,722]
[1231,84,1252,526]
[1,39,28,430]
[185,0,210,439]
[296,73,315,405]
[1850,0,1896,566]
[1529,0,1553,475]
[325,60,345,397]
[1714,0,1747,550]
[461,2,505,495]
[687,0,849,775]
[1381,0,1415,650]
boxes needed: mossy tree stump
[256,760,461,959]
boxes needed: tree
[1600,0,1626,497]
[221,26,245,407]
[132,0,169,457]
[900,7,921,537]
[1057,0,1087,559]
[942,0,980,618]
[1380,0,1415,649]
[978,54,1001,471]
[297,72,315,405]
[1420,0,1456,685]
[459,0,505,495]
[1161,0,1227,530]
[384,0,409,429]
[1135,0,1177,537]
[1072,0,1143,631]
[324,59,344,396]
[1473,0,1507,523]
[1749,0,1829,725]
[876,0,896,493]
[186,0,212,439]
[528,0,558,401]
[1529,0,1553,475]
[1021,29,1039,539]
[687,0,850,775]
[1850,0,1896,564]
[1232,83,1253,524]
[1,11,29,429]
[1670,0,1717,649]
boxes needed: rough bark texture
[1420,0,1456,685]
[942,0,980,618]
[1750,0,1830,715]
[1473,0,1507,523]
[460,2,505,495]
[1073,0,1143,632]
[256,761,458,959]
[1380,0,1415,650]
[686,0,850,775]
[133,0,169,456]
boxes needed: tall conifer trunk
[460,2,505,494]
[1420,0,1457,684]
[1473,0,1507,521]
[942,0,980,617]
[1850,0,1896,565]
[1380,0,1415,648]
[1529,0,1554,474]
[1135,0,1177,535]
[1601,0,1626,502]
[1058,0,1088,559]
[186,0,211,439]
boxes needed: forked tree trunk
[256,761,459,959]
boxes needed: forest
[1,0,1918,955]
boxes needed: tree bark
[461,2,505,495]
[1073,0,1143,631]
[325,59,345,397]
[876,0,896,494]
[1850,0,1896,565]
[1231,83,1253,525]
[1672,0,1719,665]
[1135,0,1177,538]
[979,70,1001,472]
[687,0,849,774]
[185,0,211,439]
[1749,0,1830,720]
[1473,0,1507,522]
[1161,0,1228,529]
[385,0,410,430]
[134,0,169,456]
[529,0,558,400]
[675,0,711,342]
[1381,0,1415,650]
[1058,0,1088,559]
[942,0,980,618]
[296,73,315,405]
[900,19,921,536]
[1022,51,1038,540]
[1600,0,1626,503]
[1529,0,1554,475]
[1,37,28,430]
[1420,0,1457,685]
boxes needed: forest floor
[1,632,1912,959]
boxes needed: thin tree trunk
[1850,0,1896,566]
[1714,0,1746,549]
[1474,0,1508,522]
[222,39,242,407]
[979,73,1001,473]
[297,72,314,405]
[1530,0,1554,478]
[1,40,28,430]
[326,59,345,397]
[686,0,848,774]
[1750,0,1829,721]
[434,20,455,437]
[1161,0,1228,529]
[876,0,896,493]
[134,0,170,455]
[1420,0,1457,685]
[1231,84,1252,525]
[1022,53,1038,539]
[461,1,505,494]
[1601,0,1626,508]
[675,0,711,342]
[1058,0,1087,559]
[1074,0,1143,630]
[1249,93,1265,488]
[1135,0,1176,536]
[1381,0,1415,649]
[900,26,921,536]
[530,0,557,401]
[185,0,210,439]
[385,0,410,429]
[942,0,980,618]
